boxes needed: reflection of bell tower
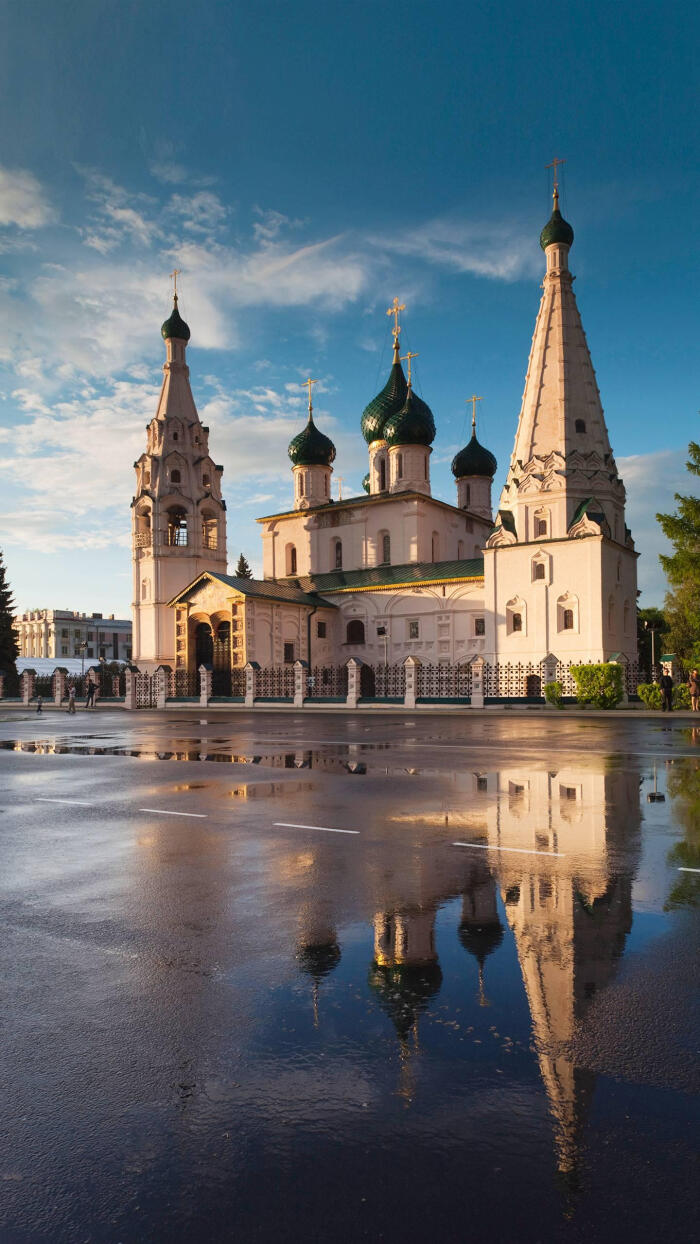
[132,288,227,670]
[458,860,504,1006]
[295,898,341,1028]
[368,908,442,1101]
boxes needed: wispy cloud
[371,216,539,281]
[0,165,55,229]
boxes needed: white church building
[131,185,638,692]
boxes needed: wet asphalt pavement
[0,709,698,1243]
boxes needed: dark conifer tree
[235,553,253,579]
[0,550,19,687]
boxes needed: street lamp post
[644,621,658,675]
[80,641,88,676]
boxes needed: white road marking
[453,841,565,858]
[139,808,207,818]
[274,821,359,835]
[36,798,93,806]
[677,866,700,873]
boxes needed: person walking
[67,684,76,714]
[85,678,96,709]
[688,669,700,712]
[36,695,43,714]
[660,669,674,713]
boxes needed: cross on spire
[545,157,566,207]
[386,296,406,342]
[301,376,318,416]
[466,394,483,433]
[170,269,180,302]
[335,475,344,501]
[400,351,419,387]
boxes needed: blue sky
[0,0,697,614]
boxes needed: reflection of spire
[296,929,341,1029]
[458,862,504,1007]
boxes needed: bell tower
[131,286,227,670]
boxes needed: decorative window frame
[506,596,527,636]
[556,591,580,633]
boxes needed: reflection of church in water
[293,762,640,1175]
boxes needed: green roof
[169,572,337,609]
[452,431,497,479]
[361,352,408,444]
[384,388,436,448]
[540,207,574,251]
[294,557,484,594]
[288,413,336,467]
[161,297,191,341]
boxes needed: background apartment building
[14,609,132,662]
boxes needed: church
[131,182,639,688]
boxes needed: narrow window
[172,431,179,441]
[290,547,297,574]
[397,453,404,479]
[324,474,329,496]
[575,419,586,434]
[299,474,305,497]
[171,469,181,484]
[382,533,391,564]
[465,484,471,507]
[202,474,210,487]
[512,613,522,633]
[317,620,327,639]
[535,518,547,537]
[334,540,342,569]
[457,540,464,559]
[408,620,419,640]
[475,617,485,636]
[346,619,365,645]
[431,533,439,561]
[379,459,386,491]
[283,642,295,664]
[534,562,546,581]
[563,609,574,630]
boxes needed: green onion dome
[540,206,574,251]
[296,941,341,980]
[362,472,370,494]
[383,388,436,448]
[161,296,191,341]
[451,431,497,479]
[361,352,408,444]
[288,412,336,467]
[368,961,443,1041]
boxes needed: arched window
[172,431,179,442]
[171,469,181,485]
[379,458,387,491]
[202,514,218,550]
[431,532,440,561]
[535,518,547,537]
[507,598,525,635]
[381,532,391,565]
[512,613,522,632]
[194,622,213,667]
[167,506,188,546]
[324,474,329,496]
[135,506,152,548]
[298,474,305,497]
[563,609,574,630]
[465,483,471,507]
[346,619,365,645]
[457,539,464,559]
[141,579,149,601]
[334,540,342,569]
[575,419,586,434]
[202,474,210,488]
[533,561,546,581]
[285,544,297,575]
[616,558,621,583]
[397,453,404,479]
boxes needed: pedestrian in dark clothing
[660,671,674,712]
[85,679,96,709]
[688,669,700,712]
[36,695,43,714]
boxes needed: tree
[235,553,253,579]
[657,441,700,661]
[0,550,19,688]
[637,606,667,671]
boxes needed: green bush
[544,680,564,708]
[571,663,624,709]
[638,682,662,709]
[674,683,691,709]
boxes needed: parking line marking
[274,821,359,835]
[453,841,565,858]
[677,866,700,873]
[139,808,208,818]
[36,798,94,806]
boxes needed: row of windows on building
[284,530,480,577]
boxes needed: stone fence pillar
[21,669,35,705]
[403,655,420,708]
[199,664,212,707]
[53,667,67,706]
[471,657,484,708]
[125,668,138,711]
[155,664,172,710]
[294,659,308,707]
[245,662,259,708]
[346,658,361,708]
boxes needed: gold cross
[335,475,344,501]
[467,394,483,432]
[301,376,318,415]
[545,157,566,205]
[386,296,406,340]
[170,269,180,299]
[400,351,419,386]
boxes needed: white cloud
[150,160,189,185]
[0,165,55,229]
[371,216,539,281]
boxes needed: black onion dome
[451,431,497,479]
[383,388,436,448]
[296,941,341,981]
[540,207,574,251]
[458,919,504,966]
[288,413,336,467]
[361,355,408,444]
[161,297,191,341]
[368,962,442,1041]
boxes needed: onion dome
[288,412,336,467]
[296,941,341,981]
[540,188,574,251]
[361,348,408,444]
[383,387,436,448]
[458,918,504,966]
[161,295,191,341]
[451,430,497,479]
[362,472,370,494]
[368,961,442,1041]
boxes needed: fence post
[199,664,212,707]
[346,658,361,708]
[245,662,258,707]
[21,669,35,705]
[294,659,308,707]
[471,657,484,708]
[404,655,419,708]
[53,666,67,706]
[125,668,138,711]
[155,664,171,710]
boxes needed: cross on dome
[400,351,419,388]
[386,297,406,344]
[545,156,566,208]
[301,376,319,417]
[466,394,483,433]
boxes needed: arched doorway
[195,622,213,668]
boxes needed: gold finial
[400,351,419,388]
[301,377,318,418]
[387,296,406,343]
[335,475,344,501]
[169,268,180,303]
[467,394,483,434]
[545,157,566,209]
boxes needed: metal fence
[359,662,406,700]
[417,662,472,701]
[306,665,348,699]
[255,665,296,699]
